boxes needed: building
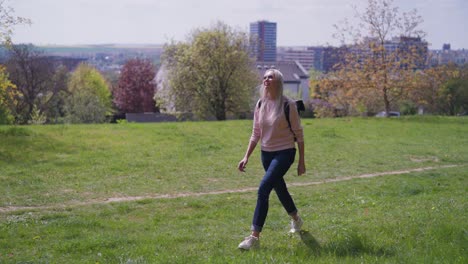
[396,36,428,69]
[361,36,428,70]
[250,20,277,62]
[428,44,468,67]
[255,61,310,102]
[322,36,429,72]
[277,46,324,72]
[322,46,348,72]
[47,56,88,71]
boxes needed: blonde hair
[259,69,285,123]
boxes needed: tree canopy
[64,63,112,123]
[0,65,16,124]
[162,21,258,120]
[5,45,65,124]
[114,58,157,113]
[320,0,427,117]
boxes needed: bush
[28,105,47,125]
[311,99,336,118]
[399,100,418,115]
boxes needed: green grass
[0,116,467,263]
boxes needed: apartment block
[250,20,277,62]
[277,46,324,71]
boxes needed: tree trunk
[383,87,391,117]
[215,100,226,120]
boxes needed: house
[254,60,310,101]
[155,63,176,113]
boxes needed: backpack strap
[284,101,291,128]
[284,101,297,142]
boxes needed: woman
[237,69,306,250]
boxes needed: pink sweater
[250,98,304,152]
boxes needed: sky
[7,0,468,49]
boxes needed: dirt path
[0,164,461,214]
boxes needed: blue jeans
[251,148,298,232]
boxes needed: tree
[46,65,69,123]
[64,63,112,123]
[5,45,64,124]
[410,63,457,114]
[0,0,31,46]
[439,79,468,115]
[409,63,468,115]
[0,65,16,124]
[326,0,426,116]
[438,65,468,115]
[162,21,258,120]
[114,58,157,113]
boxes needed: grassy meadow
[0,116,467,263]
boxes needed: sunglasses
[263,75,274,80]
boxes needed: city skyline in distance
[8,0,468,50]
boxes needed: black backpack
[257,99,305,141]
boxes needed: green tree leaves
[64,63,113,123]
[0,66,16,124]
[163,21,258,120]
[439,76,468,115]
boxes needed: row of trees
[0,21,259,124]
[1,0,465,124]
[310,0,467,117]
[0,44,158,124]
[0,1,268,123]
[0,0,258,123]
[311,63,468,117]
[0,1,161,124]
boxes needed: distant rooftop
[255,60,309,83]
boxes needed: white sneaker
[238,235,260,250]
[289,216,303,233]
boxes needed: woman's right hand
[238,157,248,172]
[238,141,256,173]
